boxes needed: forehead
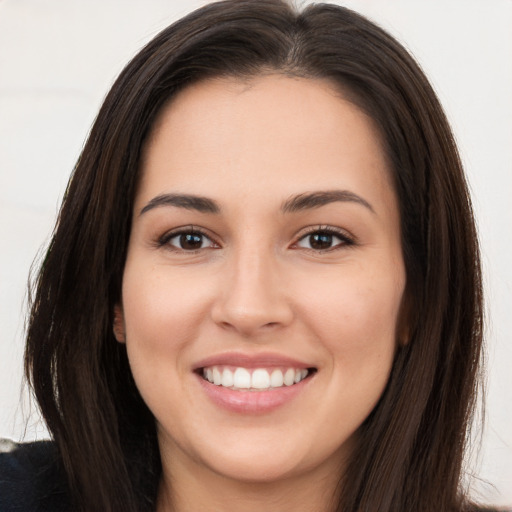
[137,75,396,218]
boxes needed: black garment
[0,439,70,512]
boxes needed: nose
[210,245,294,337]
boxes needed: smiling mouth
[199,366,317,391]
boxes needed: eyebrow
[139,189,374,216]
[281,190,375,214]
[140,193,220,215]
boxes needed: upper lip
[193,352,315,370]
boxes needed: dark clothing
[0,439,70,512]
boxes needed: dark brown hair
[25,1,484,510]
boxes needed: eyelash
[293,226,355,253]
[156,226,216,253]
[156,225,355,253]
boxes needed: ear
[397,316,410,347]
[113,304,126,343]
[396,289,414,347]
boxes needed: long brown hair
[25,1,484,510]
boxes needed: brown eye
[167,231,215,251]
[309,233,334,250]
[296,230,351,251]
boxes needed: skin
[114,75,407,512]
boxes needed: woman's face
[115,75,406,484]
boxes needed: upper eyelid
[294,225,354,241]
[291,226,356,252]
[158,225,218,246]
[156,224,355,247]
[160,225,213,238]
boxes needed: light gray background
[0,0,510,506]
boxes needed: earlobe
[397,322,410,347]
[397,290,414,347]
[113,304,126,343]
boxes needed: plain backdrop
[0,0,510,507]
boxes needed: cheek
[119,263,220,425]
[119,264,216,404]
[297,260,405,379]
[121,265,213,345]
[278,263,405,466]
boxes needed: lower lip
[196,373,313,414]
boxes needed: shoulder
[0,439,71,512]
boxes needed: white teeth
[251,369,270,389]
[221,368,234,387]
[284,368,295,386]
[270,369,284,388]
[233,367,251,389]
[202,366,311,390]
[212,367,222,385]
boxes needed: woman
[0,0,498,510]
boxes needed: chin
[204,453,306,484]
[186,430,349,486]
